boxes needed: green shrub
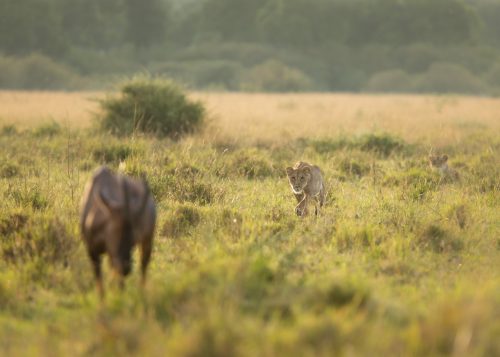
[33,121,62,138]
[309,133,408,157]
[1,212,76,266]
[0,161,20,178]
[339,158,370,178]
[384,168,438,200]
[218,208,243,237]
[1,124,18,136]
[174,181,217,206]
[171,164,201,179]
[408,179,436,201]
[416,224,463,253]
[357,133,406,157]
[5,186,49,210]
[117,157,147,178]
[215,149,277,179]
[335,225,375,252]
[469,153,500,193]
[151,169,220,205]
[239,256,279,304]
[0,212,28,236]
[230,155,275,179]
[162,205,202,238]
[383,167,435,187]
[98,76,205,138]
[309,137,350,154]
[449,204,467,230]
[308,279,371,311]
[92,143,136,164]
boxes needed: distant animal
[286,161,325,216]
[80,166,156,298]
[428,154,459,181]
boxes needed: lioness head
[286,166,311,194]
[428,154,448,169]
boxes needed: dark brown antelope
[80,166,156,299]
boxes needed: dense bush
[162,204,202,238]
[0,54,84,90]
[358,133,407,157]
[1,211,76,266]
[415,224,463,253]
[98,76,205,138]
[241,60,312,92]
[91,143,136,164]
[32,121,62,138]
[414,62,489,94]
[214,149,278,179]
[152,60,244,90]
[309,133,409,157]
[0,161,20,179]
[364,69,415,93]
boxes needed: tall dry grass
[0,90,499,356]
[0,91,100,128]
[1,91,499,145]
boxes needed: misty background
[1,0,500,94]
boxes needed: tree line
[1,0,500,93]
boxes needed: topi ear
[98,188,122,214]
[286,167,294,176]
[442,154,448,162]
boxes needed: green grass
[0,122,499,356]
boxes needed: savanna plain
[0,91,499,356]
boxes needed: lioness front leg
[294,192,304,203]
[295,195,309,217]
[319,185,325,208]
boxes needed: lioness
[428,154,459,180]
[286,161,325,216]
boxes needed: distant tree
[256,0,352,47]
[59,0,126,49]
[197,0,267,41]
[0,0,67,56]
[125,0,169,48]
[348,0,479,46]
[472,1,500,48]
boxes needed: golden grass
[1,90,499,145]
[0,91,101,128]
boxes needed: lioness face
[429,154,448,169]
[286,167,311,194]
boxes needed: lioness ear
[286,167,293,176]
[442,154,448,162]
[303,167,311,174]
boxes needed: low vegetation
[0,93,498,356]
[98,76,205,138]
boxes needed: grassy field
[0,91,499,356]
